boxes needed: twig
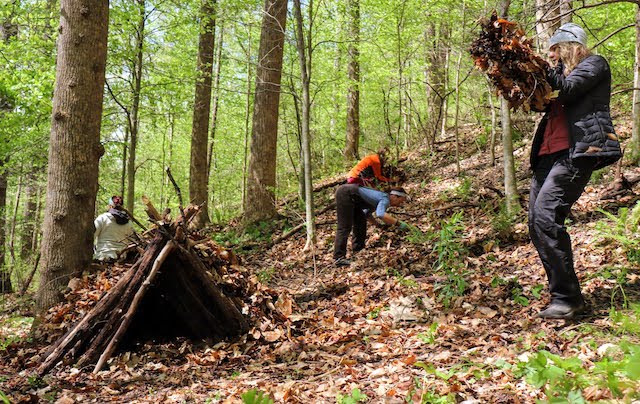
[18,252,40,296]
[122,208,147,231]
[165,167,184,209]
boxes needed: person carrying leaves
[529,23,621,319]
[94,195,135,262]
[333,184,411,267]
[347,147,397,188]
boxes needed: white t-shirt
[94,212,134,261]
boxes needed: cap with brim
[549,23,587,48]
[390,190,410,201]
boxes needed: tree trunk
[535,0,562,49]
[293,0,316,251]
[126,0,146,214]
[36,0,109,312]
[501,98,519,215]
[0,11,17,293]
[344,0,360,162]
[208,22,224,213]
[21,172,39,261]
[242,26,252,210]
[498,1,518,216]
[631,5,640,164]
[243,0,288,224]
[0,167,10,293]
[190,0,217,228]
[487,80,497,166]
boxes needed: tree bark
[498,1,519,216]
[293,0,316,251]
[36,0,109,312]
[190,0,217,228]
[535,0,562,49]
[207,22,224,212]
[0,12,18,293]
[243,0,288,224]
[344,0,360,161]
[126,0,146,214]
[0,167,10,293]
[20,172,39,261]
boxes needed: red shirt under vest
[538,101,570,156]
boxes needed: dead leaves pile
[470,11,552,112]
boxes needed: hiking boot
[334,257,352,267]
[537,300,586,319]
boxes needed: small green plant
[530,284,545,299]
[336,388,367,404]
[511,284,530,307]
[0,391,10,404]
[454,176,473,201]
[241,389,274,404]
[416,322,439,344]
[492,202,518,237]
[596,202,640,264]
[521,345,640,401]
[27,375,46,389]
[367,306,383,319]
[610,304,640,336]
[432,212,468,306]
[387,268,419,288]
[256,267,275,284]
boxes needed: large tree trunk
[36,0,109,312]
[243,0,288,224]
[293,0,316,251]
[190,0,217,228]
[126,0,145,214]
[344,0,360,162]
[0,11,17,293]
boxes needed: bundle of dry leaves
[470,12,553,112]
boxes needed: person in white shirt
[94,195,135,262]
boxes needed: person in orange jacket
[347,148,396,188]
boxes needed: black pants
[334,184,367,260]
[529,152,592,305]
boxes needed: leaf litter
[2,125,640,403]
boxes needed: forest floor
[3,124,640,403]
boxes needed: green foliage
[256,267,275,284]
[432,212,468,306]
[492,202,517,237]
[336,388,367,404]
[610,304,640,336]
[0,391,9,404]
[596,203,640,265]
[521,345,640,402]
[417,323,439,344]
[454,176,473,201]
[387,268,419,288]
[241,389,274,404]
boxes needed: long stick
[18,252,40,296]
[93,240,176,373]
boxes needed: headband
[390,190,410,201]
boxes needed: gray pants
[529,152,592,305]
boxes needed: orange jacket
[348,154,391,184]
